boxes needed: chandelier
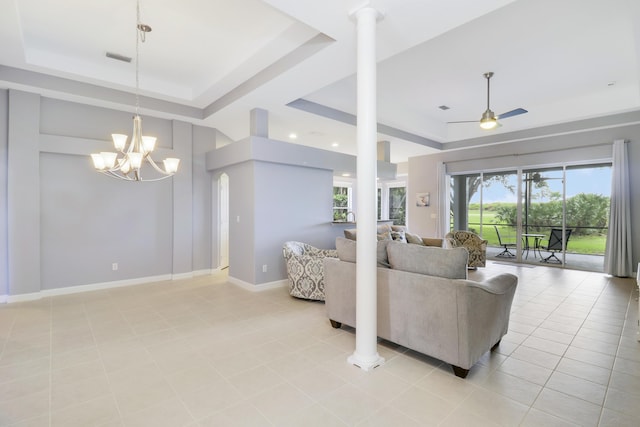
[91,1,179,181]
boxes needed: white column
[348,6,384,371]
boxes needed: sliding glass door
[450,171,518,249]
[449,163,611,271]
[521,167,565,263]
[563,164,611,270]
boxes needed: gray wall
[3,90,215,296]
[192,126,218,272]
[407,125,640,269]
[208,137,354,286]
[254,161,335,283]
[0,90,8,296]
[225,161,256,284]
[212,159,340,286]
[39,152,173,289]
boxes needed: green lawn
[465,209,607,255]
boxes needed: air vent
[106,52,132,63]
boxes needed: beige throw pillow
[386,240,468,279]
[335,237,390,268]
[405,231,425,245]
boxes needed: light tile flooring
[0,262,638,426]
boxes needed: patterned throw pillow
[390,229,407,243]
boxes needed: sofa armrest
[468,273,517,295]
[455,273,518,368]
[421,237,443,247]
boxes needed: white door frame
[217,173,229,269]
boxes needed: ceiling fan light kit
[479,109,497,130]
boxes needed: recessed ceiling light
[331,142,339,147]
[607,81,616,87]
[342,173,351,177]
[289,133,297,140]
[438,105,450,110]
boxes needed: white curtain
[604,139,633,277]
[436,162,448,238]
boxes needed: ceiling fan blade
[447,120,477,124]
[496,108,528,119]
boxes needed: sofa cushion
[336,237,390,268]
[344,224,395,241]
[386,240,468,279]
[344,229,357,240]
[405,231,425,245]
[377,231,392,241]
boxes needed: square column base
[348,352,385,371]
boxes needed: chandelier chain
[135,1,141,115]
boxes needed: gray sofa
[324,238,518,378]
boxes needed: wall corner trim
[228,276,288,292]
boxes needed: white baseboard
[0,270,287,303]
[0,272,201,304]
[172,272,194,281]
[228,276,288,292]
[193,269,215,276]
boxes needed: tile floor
[0,262,638,426]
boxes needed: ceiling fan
[448,72,527,130]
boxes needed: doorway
[218,173,229,270]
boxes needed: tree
[566,193,609,235]
[389,187,406,225]
[494,193,609,236]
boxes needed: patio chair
[540,228,572,264]
[494,225,516,258]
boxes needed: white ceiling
[1,0,639,163]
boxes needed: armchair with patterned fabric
[445,230,488,268]
[282,241,338,301]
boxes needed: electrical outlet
[262,264,267,273]
[112,263,118,271]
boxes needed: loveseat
[324,238,517,378]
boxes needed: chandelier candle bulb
[163,158,180,174]
[128,152,143,169]
[91,154,105,170]
[120,159,131,174]
[142,136,156,153]
[112,134,128,151]
[100,152,117,168]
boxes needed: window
[378,180,406,225]
[388,186,406,225]
[333,183,352,221]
